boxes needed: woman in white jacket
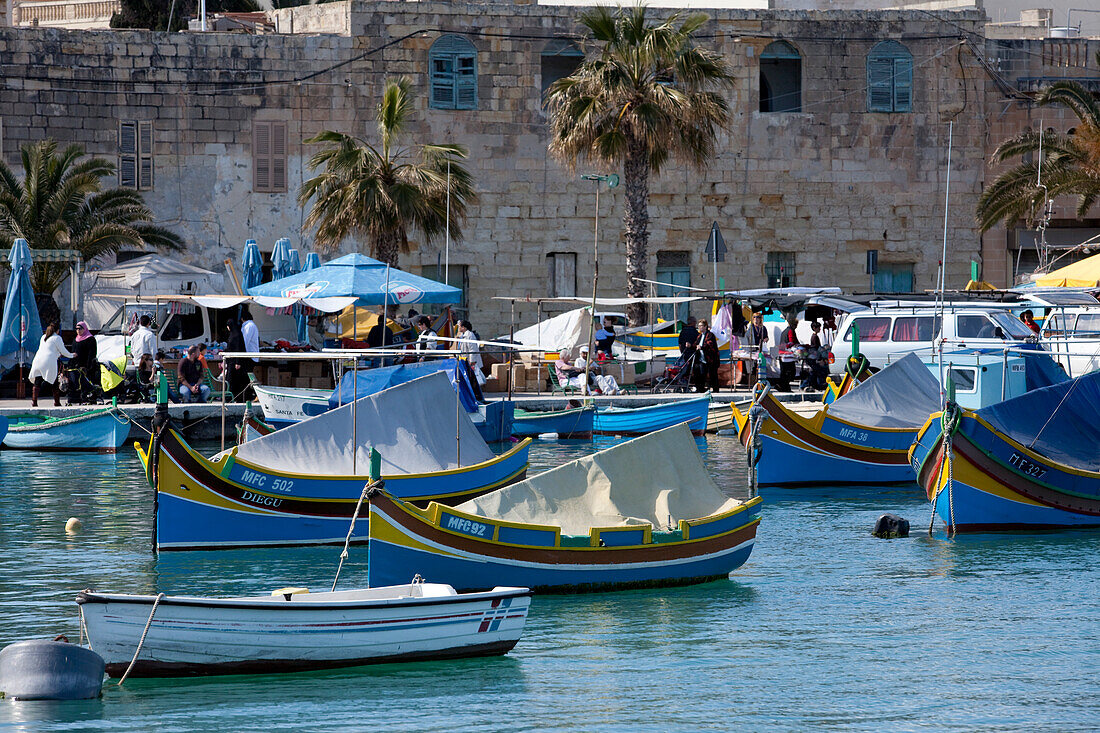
[28,323,73,406]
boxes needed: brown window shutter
[254,121,271,192]
[119,121,137,188]
[271,122,287,192]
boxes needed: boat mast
[936,120,954,404]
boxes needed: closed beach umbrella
[271,237,296,281]
[288,248,302,275]
[1,238,43,392]
[304,252,321,271]
[241,239,264,291]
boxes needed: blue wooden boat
[593,393,711,436]
[2,408,129,452]
[368,424,762,593]
[910,371,1100,532]
[0,416,7,446]
[141,373,531,550]
[511,405,594,439]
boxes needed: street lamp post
[580,173,619,394]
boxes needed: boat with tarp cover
[593,393,711,436]
[367,423,762,593]
[911,371,1100,532]
[140,373,530,550]
[2,407,129,452]
[78,581,532,677]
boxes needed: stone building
[0,0,1066,327]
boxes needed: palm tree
[546,5,734,326]
[0,139,183,293]
[978,67,1100,233]
[299,78,475,267]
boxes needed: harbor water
[0,437,1096,731]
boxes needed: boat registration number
[1008,453,1047,480]
[444,514,490,538]
[837,427,869,443]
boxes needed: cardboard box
[299,361,324,378]
[310,377,331,389]
[294,377,312,389]
[510,364,527,384]
[482,378,501,394]
[265,366,279,385]
[277,372,293,387]
[526,377,545,392]
[490,362,510,382]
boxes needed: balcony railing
[14,0,120,28]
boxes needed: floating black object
[872,513,910,539]
[0,640,105,700]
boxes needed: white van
[834,303,1038,372]
[1039,307,1100,377]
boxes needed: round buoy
[65,517,83,534]
[0,640,105,700]
[537,432,560,440]
[872,513,910,539]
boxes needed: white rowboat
[77,582,532,677]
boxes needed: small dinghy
[2,408,129,452]
[77,581,532,677]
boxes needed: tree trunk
[372,229,403,268]
[623,140,650,327]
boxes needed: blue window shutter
[893,57,913,112]
[429,35,477,111]
[867,58,893,112]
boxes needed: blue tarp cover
[976,370,1100,471]
[827,353,942,429]
[249,253,461,306]
[330,359,479,413]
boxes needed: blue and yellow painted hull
[620,331,680,352]
[911,411,1100,532]
[731,393,917,488]
[140,429,531,550]
[367,491,762,593]
[594,394,711,436]
[2,409,129,452]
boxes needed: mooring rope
[118,592,165,686]
[331,479,382,592]
[930,403,961,537]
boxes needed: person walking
[415,315,441,359]
[28,323,72,407]
[68,321,100,404]
[129,314,156,367]
[693,319,721,393]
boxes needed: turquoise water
[0,438,1097,731]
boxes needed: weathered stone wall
[1,1,990,328]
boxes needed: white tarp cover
[457,423,739,535]
[83,255,226,327]
[825,352,942,429]
[232,372,493,475]
[511,307,589,353]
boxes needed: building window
[765,252,796,287]
[867,41,913,113]
[421,264,469,315]
[253,121,287,193]
[119,121,154,190]
[429,35,478,111]
[547,252,577,298]
[541,40,584,100]
[656,251,691,323]
[873,262,914,292]
[760,41,801,113]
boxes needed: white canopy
[495,296,700,305]
[83,254,226,327]
[510,306,590,353]
[457,423,739,535]
[189,294,357,313]
[232,372,492,475]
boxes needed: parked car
[1039,307,1100,377]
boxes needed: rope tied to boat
[118,592,165,686]
[845,353,870,381]
[929,402,961,537]
[331,478,383,593]
[746,381,769,499]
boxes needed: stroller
[653,350,701,393]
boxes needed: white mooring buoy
[65,517,83,534]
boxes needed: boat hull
[77,585,531,677]
[367,492,762,593]
[911,412,1100,532]
[252,385,332,428]
[511,406,594,439]
[0,416,7,446]
[2,410,129,452]
[147,429,531,550]
[732,394,917,488]
[593,394,711,436]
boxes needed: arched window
[429,35,477,110]
[867,40,913,113]
[541,39,584,99]
[760,41,801,113]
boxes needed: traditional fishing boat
[236,413,275,444]
[368,423,762,592]
[910,371,1100,532]
[593,393,711,436]
[732,354,941,488]
[250,383,331,428]
[822,354,873,405]
[511,404,594,439]
[2,407,129,452]
[77,581,532,677]
[142,373,531,550]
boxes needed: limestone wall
[0,1,992,328]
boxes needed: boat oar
[331,448,383,592]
